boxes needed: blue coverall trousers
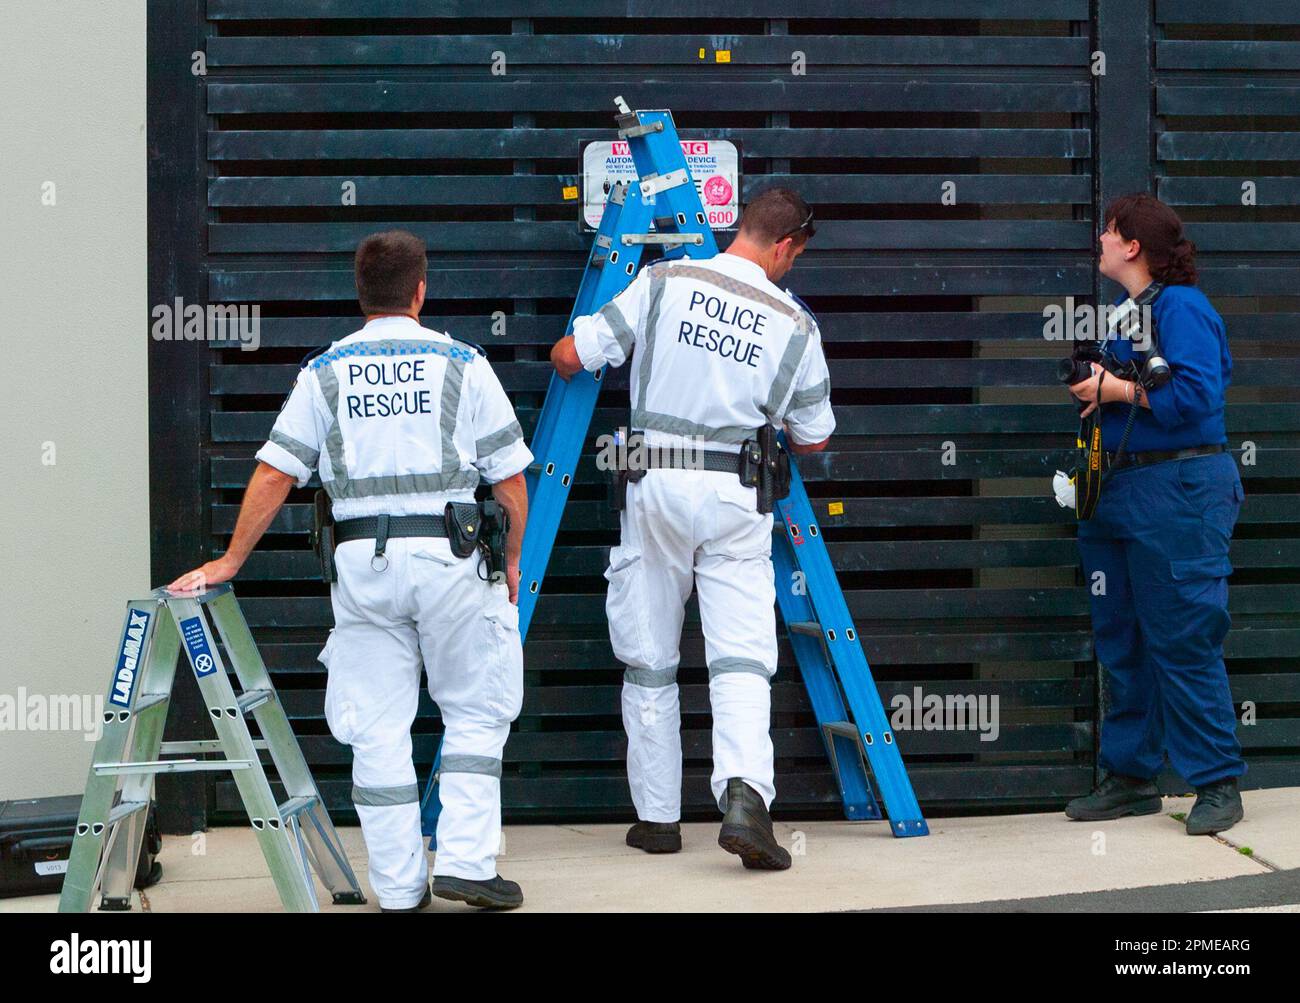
[1076,450,1246,788]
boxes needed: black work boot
[1185,778,1244,836]
[380,884,431,913]
[431,874,524,910]
[626,821,682,854]
[1064,773,1162,821]
[717,778,791,871]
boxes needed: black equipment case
[0,795,162,900]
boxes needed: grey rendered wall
[0,5,149,799]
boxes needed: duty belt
[630,448,745,475]
[1107,442,1225,471]
[333,514,448,545]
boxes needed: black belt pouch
[444,502,483,558]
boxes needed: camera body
[1057,340,1171,392]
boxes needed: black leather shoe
[431,874,524,910]
[626,821,682,854]
[1186,778,1244,836]
[1064,774,1162,821]
[380,885,431,912]
[717,778,791,870]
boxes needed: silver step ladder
[59,584,366,913]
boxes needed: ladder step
[133,693,170,713]
[278,795,319,822]
[94,758,254,775]
[787,620,823,637]
[160,738,269,754]
[620,233,705,247]
[106,800,151,826]
[237,688,275,715]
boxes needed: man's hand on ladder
[167,555,239,593]
[551,336,583,380]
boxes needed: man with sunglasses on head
[550,188,832,870]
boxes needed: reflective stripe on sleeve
[267,429,319,470]
[475,419,524,458]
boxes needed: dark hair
[355,230,428,313]
[739,187,815,246]
[1103,193,1197,285]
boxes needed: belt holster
[479,499,510,583]
[609,431,647,513]
[745,426,790,515]
[310,490,337,583]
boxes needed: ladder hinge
[639,169,689,198]
[617,119,664,140]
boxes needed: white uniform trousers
[320,536,523,908]
[605,468,778,821]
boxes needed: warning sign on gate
[581,139,741,231]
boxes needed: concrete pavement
[4,787,1296,913]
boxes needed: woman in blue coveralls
[1062,193,1246,835]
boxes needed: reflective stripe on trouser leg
[622,668,682,823]
[415,552,523,883]
[708,663,775,811]
[324,553,428,911]
[432,751,506,882]
[605,477,693,826]
[694,512,778,813]
[351,787,425,910]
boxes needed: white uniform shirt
[571,252,834,450]
[256,315,532,520]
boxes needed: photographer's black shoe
[379,884,431,912]
[626,821,682,854]
[1186,778,1243,836]
[431,874,523,910]
[1064,774,1162,821]
[717,779,791,871]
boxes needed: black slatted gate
[145,1,1300,831]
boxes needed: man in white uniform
[170,230,532,910]
[551,189,833,869]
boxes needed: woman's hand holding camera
[1069,362,1137,418]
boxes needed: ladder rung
[160,739,269,754]
[621,233,704,246]
[133,693,170,713]
[237,688,275,714]
[787,620,824,637]
[94,758,254,775]
[106,800,150,826]
[278,795,319,821]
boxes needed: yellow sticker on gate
[699,47,706,59]
[827,502,844,517]
[562,186,578,200]
[716,50,731,63]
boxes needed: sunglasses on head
[777,207,815,244]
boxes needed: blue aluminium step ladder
[422,98,927,838]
